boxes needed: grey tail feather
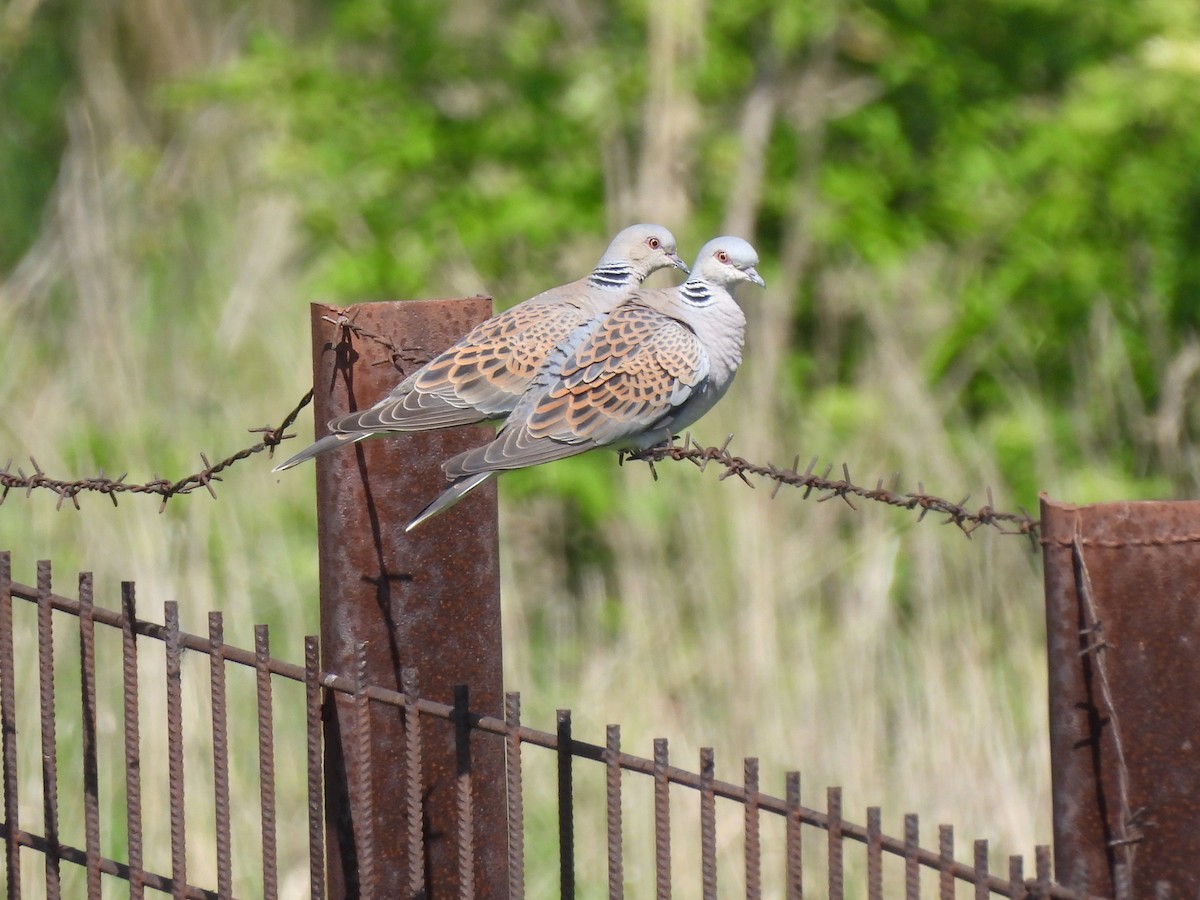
[405,472,495,532]
[272,432,368,472]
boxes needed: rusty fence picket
[303,637,324,900]
[36,560,59,899]
[867,806,882,899]
[504,692,524,900]
[121,580,145,899]
[0,551,1098,898]
[253,625,278,900]
[1,552,19,895]
[78,572,101,897]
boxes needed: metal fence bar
[454,685,475,900]
[120,581,145,899]
[35,561,60,899]
[0,825,219,899]
[904,814,919,900]
[254,625,279,900]
[404,669,426,899]
[827,787,843,900]
[744,757,761,900]
[78,573,101,898]
[349,642,376,898]
[654,739,671,900]
[505,692,524,900]
[303,637,325,900]
[605,725,623,900]
[938,825,954,900]
[975,840,989,900]
[11,579,309,679]
[165,602,187,900]
[1035,845,1052,898]
[0,551,21,899]
[785,773,801,900]
[699,748,716,900]
[208,613,232,899]
[557,709,575,900]
[1010,856,1025,899]
[867,807,882,900]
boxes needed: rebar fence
[0,550,1091,899]
[0,553,323,899]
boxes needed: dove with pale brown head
[274,223,688,471]
[405,235,765,530]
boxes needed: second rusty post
[1042,497,1200,898]
[310,298,506,898]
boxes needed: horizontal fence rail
[0,551,1093,898]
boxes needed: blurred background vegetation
[2,0,1199,895]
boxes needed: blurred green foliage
[0,3,74,271]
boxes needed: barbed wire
[1,402,1040,540]
[0,305,420,514]
[319,307,430,373]
[1,305,1041,541]
[621,435,1040,546]
[0,390,314,513]
[0,405,1040,540]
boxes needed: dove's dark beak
[744,266,765,288]
[669,252,690,275]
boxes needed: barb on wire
[0,390,313,512]
[621,434,1041,544]
[320,304,432,375]
[0,304,426,514]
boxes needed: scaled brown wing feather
[414,300,582,406]
[445,303,708,477]
[329,292,594,433]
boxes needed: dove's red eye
[647,237,661,249]
[716,250,730,263]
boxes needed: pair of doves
[275,224,765,529]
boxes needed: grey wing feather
[404,472,495,532]
[273,432,367,472]
[329,379,486,433]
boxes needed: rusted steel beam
[310,299,505,899]
[1041,496,1200,898]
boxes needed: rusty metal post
[309,299,506,899]
[1041,496,1200,898]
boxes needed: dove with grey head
[405,235,765,530]
[273,224,689,471]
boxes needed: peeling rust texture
[1041,496,1200,899]
[311,299,505,899]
